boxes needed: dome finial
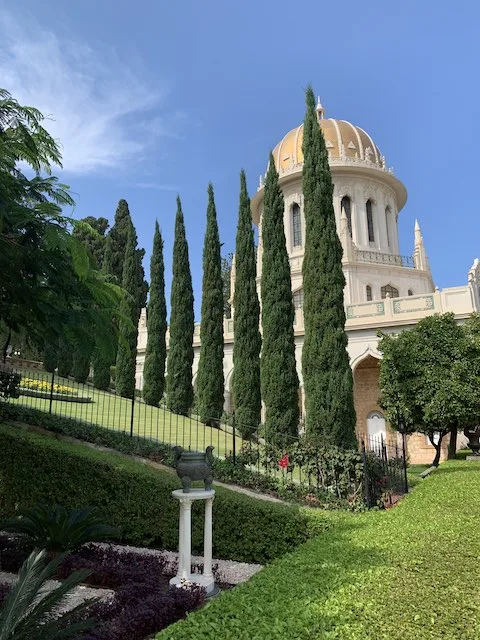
[316,96,325,120]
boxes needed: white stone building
[136,99,480,464]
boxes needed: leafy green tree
[143,221,167,406]
[167,197,194,416]
[115,227,140,398]
[301,85,356,448]
[72,216,109,268]
[379,313,480,466]
[0,89,122,357]
[232,170,261,436]
[196,184,224,425]
[260,154,299,445]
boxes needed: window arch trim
[340,195,352,237]
[291,202,302,248]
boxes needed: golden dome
[272,114,384,172]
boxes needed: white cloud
[0,11,174,174]
[133,182,178,191]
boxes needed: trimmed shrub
[0,425,317,564]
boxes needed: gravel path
[0,570,113,614]
[95,542,263,585]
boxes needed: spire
[316,96,325,120]
[413,219,429,271]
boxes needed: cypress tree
[301,86,356,447]
[115,226,140,399]
[57,339,73,378]
[92,349,111,390]
[42,339,58,373]
[104,200,132,282]
[72,345,92,383]
[167,197,194,416]
[232,170,261,437]
[196,184,224,426]
[260,154,299,445]
[142,221,167,406]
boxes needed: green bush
[0,425,322,564]
[158,458,480,639]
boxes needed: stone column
[170,489,216,595]
[203,496,214,581]
[180,498,192,580]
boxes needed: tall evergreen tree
[142,221,167,406]
[73,216,109,268]
[196,184,224,425]
[42,339,58,374]
[104,200,132,282]
[92,350,111,390]
[104,199,148,307]
[167,197,194,416]
[72,346,92,383]
[115,227,139,399]
[301,86,356,447]
[232,170,261,436]
[57,339,73,378]
[260,154,299,445]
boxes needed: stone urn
[464,426,480,456]
[172,446,214,493]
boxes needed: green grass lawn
[12,371,243,459]
[158,458,480,639]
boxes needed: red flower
[278,454,289,469]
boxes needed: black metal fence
[361,433,408,507]
[8,363,408,507]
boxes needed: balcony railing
[354,249,415,269]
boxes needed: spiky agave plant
[0,549,95,640]
[1,505,120,555]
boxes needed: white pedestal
[169,488,216,595]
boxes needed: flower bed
[0,535,206,640]
[20,377,78,396]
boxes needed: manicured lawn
[11,371,242,458]
[158,459,480,639]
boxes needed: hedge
[0,424,327,564]
[157,458,480,639]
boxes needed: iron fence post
[130,392,135,438]
[361,440,371,507]
[402,430,409,494]
[49,370,55,415]
[232,413,236,465]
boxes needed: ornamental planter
[464,426,480,456]
[172,446,214,493]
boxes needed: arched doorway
[352,353,383,443]
[367,410,386,442]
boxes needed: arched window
[408,289,413,296]
[366,199,375,243]
[291,203,302,248]
[366,285,372,301]
[293,289,304,309]
[385,206,391,247]
[341,196,352,237]
[381,284,399,299]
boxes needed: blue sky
[2,2,479,317]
